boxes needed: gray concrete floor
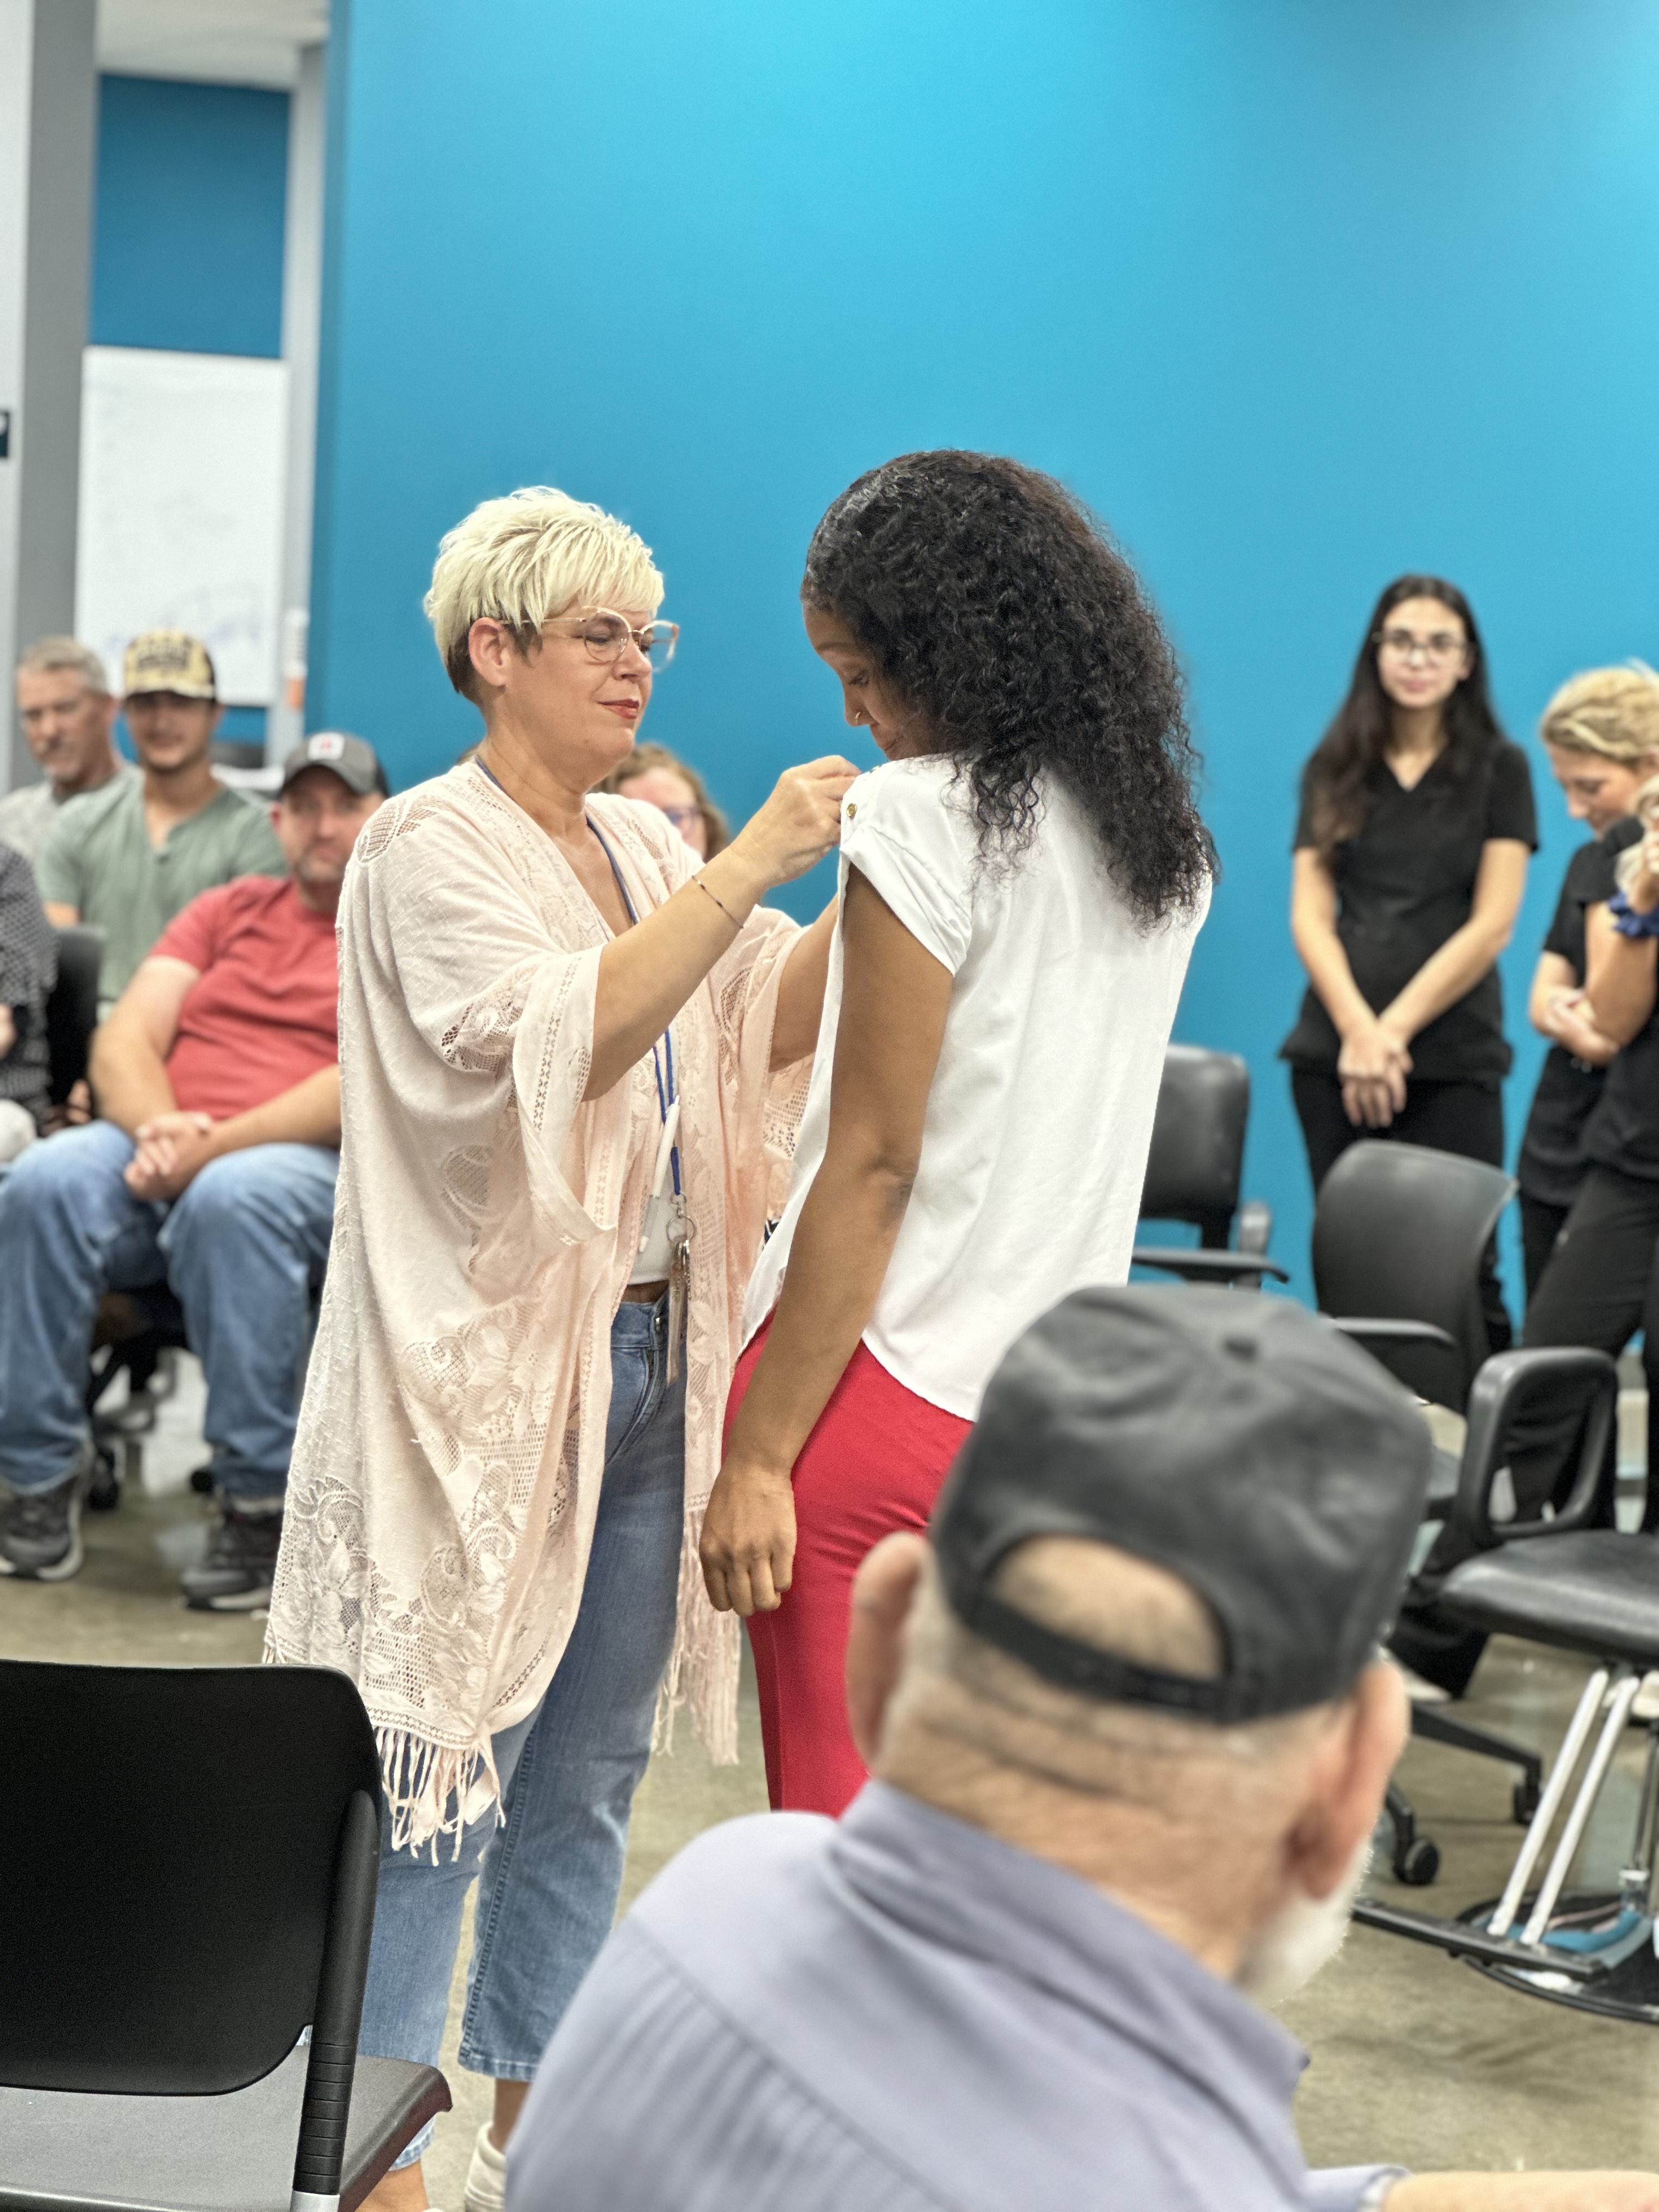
[5,1359,1658,2200]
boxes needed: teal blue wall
[308,0,1659,1296]
[92,76,289,358]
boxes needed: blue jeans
[359,1294,686,2166]
[0,1121,337,1501]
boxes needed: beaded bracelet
[693,874,740,926]
[1609,888,1659,940]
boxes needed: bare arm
[88,955,198,1132]
[1290,848,1410,1128]
[1586,905,1659,1046]
[43,901,78,928]
[1528,949,1579,1036]
[123,1066,342,1203]
[585,761,855,1098]
[769,896,839,1069]
[1530,946,1620,1065]
[1380,839,1530,1040]
[1291,847,1378,1042]
[700,870,953,1616]
[1387,2174,1659,2210]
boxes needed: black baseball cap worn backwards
[933,1286,1433,1724]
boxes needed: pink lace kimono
[264,763,805,1849]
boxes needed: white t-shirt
[742,756,1209,1419]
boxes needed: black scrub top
[1517,818,1641,1207]
[1280,740,1537,1084]
[1584,834,1659,1182]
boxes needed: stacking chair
[1354,1350,1659,2026]
[0,1661,449,2211]
[1308,1142,1556,1872]
[1131,1045,1287,1287]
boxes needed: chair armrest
[1449,1346,1619,1550]
[1131,1246,1290,1285]
[1235,1199,1273,1257]
[1329,1318,1459,1354]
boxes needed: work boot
[180,1503,284,1611]
[0,1442,94,1581]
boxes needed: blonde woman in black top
[1517,667,1659,1293]
[1282,574,1534,1345]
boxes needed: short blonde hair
[424,486,664,702]
[1539,664,1659,764]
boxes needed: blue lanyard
[585,817,682,1205]
[474,759,681,1203]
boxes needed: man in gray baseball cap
[510,1289,1659,2212]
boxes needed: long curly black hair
[801,450,1212,926]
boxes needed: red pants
[725,1322,972,1815]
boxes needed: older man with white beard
[509,1288,1659,2212]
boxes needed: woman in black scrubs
[1282,574,1534,1344]
[1516,667,1659,1294]
[1393,760,1659,1693]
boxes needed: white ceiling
[97,0,328,89]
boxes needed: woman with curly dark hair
[1280,577,1535,1348]
[699,450,1212,1814]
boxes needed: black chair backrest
[44,923,104,1103]
[1312,1141,1514,1408]
[1449,1346,1620,1551]
[0,1661,380,2097]
[1138,1045,1249,1248]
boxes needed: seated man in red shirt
[0,733,387,1605]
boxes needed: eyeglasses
[1375,627,1467,667]
[658,804,701,831]
[551,608,679,672]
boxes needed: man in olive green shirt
[37,630,284,1011]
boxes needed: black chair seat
[0,2049,449,2212]
[1441,1531,1659,1667]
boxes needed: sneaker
[463,2123,507,2212]
[180,1504,284,1612]
[0,1446,93,1581]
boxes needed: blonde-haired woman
[1516,665,1659,1292]
[599,738,730,856]
[1396,663,1659,1696]
[265,487,854,2211]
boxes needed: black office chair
[1354,1352,1659,2026]
[43,923,103,1108]
[1313,1139,1513,1414]
[0,1660,448,2211]
[1306,1142,1558,1875]
[1132,1045,1287,1286]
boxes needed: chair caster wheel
[1393,1836,1440,1886]
[86,1452,120,1513]
[1513,1778,1541,1826]
[189,1464,215,1496]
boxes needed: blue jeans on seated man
[358,1293,687,2176]
[0,1121,337,1588]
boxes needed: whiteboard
[75,346,290,707]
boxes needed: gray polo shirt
[510,1781,1404,2212]
[35,773,283,1011]
[0,765,135,867]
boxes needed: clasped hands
[1543,986,1618,1068]
[123,1109,218,1201]
[699,1451,797,1616]
[1337,1017,1412,1129]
